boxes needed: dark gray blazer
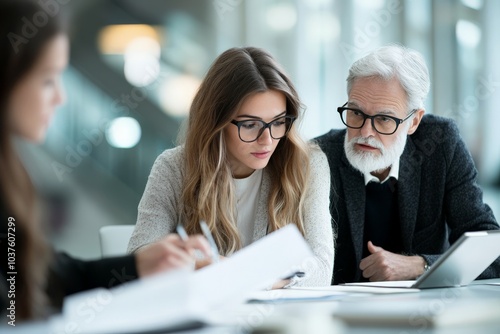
[315,114,500,284]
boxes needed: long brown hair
[0,0,66,319]
[181,47,310,255]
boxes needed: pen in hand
[176,223,220,264]
[176,223,189,241]
[176,224,205,261]
[199,221,220,264]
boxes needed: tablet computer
[345,230,500,289]
[413,230,500,288]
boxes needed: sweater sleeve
[294,147,335,287]
[50,252,138,293]
[46,252,138,310]
[127,147,184,253]
[442,121,499,239]
[418,119,500,278]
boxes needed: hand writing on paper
[136,234,211,277]
[359,241,426,281]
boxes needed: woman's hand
[135,234,211,277]
[270,279,291,290]
[195,255,227,270]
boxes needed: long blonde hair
[181,47,310,255]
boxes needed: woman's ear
[407,109,425,135]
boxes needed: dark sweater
[363,179,402,258]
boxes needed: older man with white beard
[315,45,500,285]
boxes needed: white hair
[346,44,430,112]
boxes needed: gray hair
[346,44,430,111]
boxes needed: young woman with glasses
[128,47,334,288]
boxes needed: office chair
[99,225,135,258]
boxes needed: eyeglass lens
[341,109,398,134]
[238,117,291,142]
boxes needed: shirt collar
[363,158,400,185]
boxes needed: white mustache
[350,136,385,153]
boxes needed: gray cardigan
[315,114,500,284]
[128,146,334,287]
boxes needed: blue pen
[199,221,220,263]
[176,224,189,241]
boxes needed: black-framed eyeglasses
[337,102,417,135]
[230,115,296,143]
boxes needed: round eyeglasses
[230,115,296,143]
[337,102,417,135]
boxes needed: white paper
[302,284,420,294]
[190,224,314,309]
[246,288,347,303]
[469,278,500,286]
[50,224,313,334]
[343,280,417,288]
[51,270,200,334]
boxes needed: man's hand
[359,241,426,281]
[136,234,211,277]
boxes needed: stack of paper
[49,225,313,334]
[246,288,347,303]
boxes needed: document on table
[469,278,500,286]
[343,280,419,289]
[345,280,415,287]
[303,284,420,294]
[246,288,348,303]
[50,225,314,334]
[50,270,200,334]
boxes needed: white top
[127,145,334,287]
[363,159,400,185]
[234,169,262,247]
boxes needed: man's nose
[360,118,377,137]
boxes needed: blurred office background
[18,0,500,259]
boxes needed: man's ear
[407,109,425,135]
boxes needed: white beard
[344,127,409,175]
